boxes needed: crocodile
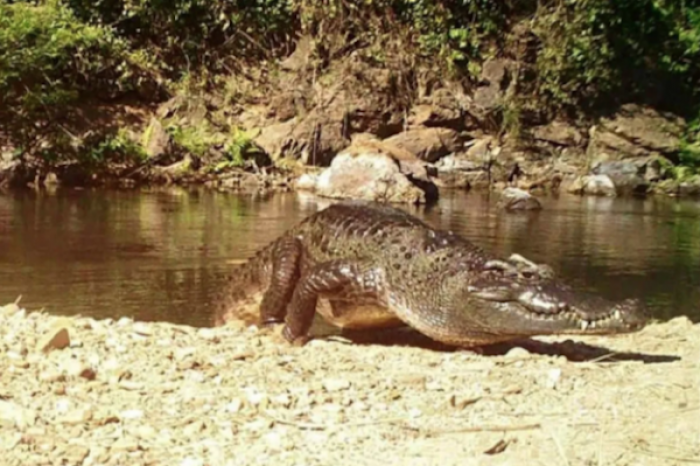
[213,201,647,347]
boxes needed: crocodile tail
[211,242,275,327]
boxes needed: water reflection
[0,188,697,325]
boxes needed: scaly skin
[213,201,647,347]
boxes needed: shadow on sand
[324,326,681,364]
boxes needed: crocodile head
[441,254,648,344]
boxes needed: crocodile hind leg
[282,260,386,344]
[259,236,303,326]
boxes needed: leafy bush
[532,0,700,113]
[86,128,147,165]
[0,1,148,115]
[64,0,297,72]
[680,115,700,170]
[2,0,700,172]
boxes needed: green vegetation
[1,0,700,173]
[680,117,700,170]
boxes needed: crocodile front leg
[259,236,303,325]
[282,260,386,344]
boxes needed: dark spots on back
[404,252,413,260]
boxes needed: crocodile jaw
[486,298,648,336]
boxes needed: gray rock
[590,158,659,195]
[567,174,617,197]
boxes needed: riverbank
[2,3,700,202]
[1,302,698,465]
[2,98,699,202]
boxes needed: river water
[0,187,698,326]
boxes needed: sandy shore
[1,302,698,466]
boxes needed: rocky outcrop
[531,121,584,147]
[295,145,437,204]
[470,59,511,122]
[587,104,685,163]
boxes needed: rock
[470,58,511,115]
[60,407,93,425]
[279,35,314,72]
[254,119,297,161]
[132,322,153,337]
[312,149,438,204]
[143,117,171,159]
[408,88,468,130]
[153,155,194,182]
[36,322,71,353]
[433,154,489,190]
[322,378,351,392]
[62,359,97,380]
[505,347,531,359]
[435,154,483,172]
[43,172,60,187]
[498,187,543,211]
[590,159,652,195]
[294,173,319,191]
[464,137,494,163]
[0,400,35,429]
[384,128,463,163]
[567,174,617,197]
[480,58,509,86]
[0,148,20,187]
[654,178,681,196]
[63,445,90,464]
[588,104,685,162]
[679,175,700,197]
[532,121,583,147]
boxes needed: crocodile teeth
[580,320,590,330]
[614,310,621,320]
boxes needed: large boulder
[588,104,685,162]
[296,147,438,204]
[589,158,662,195]
[383,127,463,163]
